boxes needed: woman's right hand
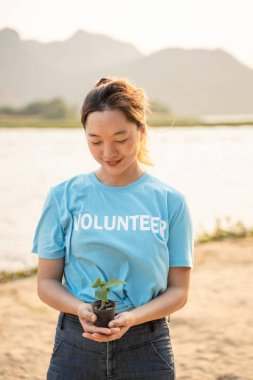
[77,302,121,336]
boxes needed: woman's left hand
[82,311,136,342]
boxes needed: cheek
[88,144,100,157]
[123,141,138,154]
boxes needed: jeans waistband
[58,312,170,333]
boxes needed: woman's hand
[77,302,121,337]
[81,311,136,342]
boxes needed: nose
[103,144,118,160]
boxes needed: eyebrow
[87,130,127,137]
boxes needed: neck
[95,163,146,187]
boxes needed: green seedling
[91,277,127,310]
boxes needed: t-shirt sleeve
[167,194,194,268]
[31,187,65,259]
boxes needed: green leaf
[95,286,109,301]
[106,278,127,288]
[91,277,102,288]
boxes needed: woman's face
[85,108,144,175]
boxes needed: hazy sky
[1,0,253,69]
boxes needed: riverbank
[1,115,253,128]
[0,237,252,379]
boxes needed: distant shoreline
[1,115,253,128]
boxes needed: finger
[108,318,128,328]
[78,306,97,323]
[83,331,120,342]
[85,312,97,323]
[82,332,108,341]
[78,311,97,331]
[91,333,116,341]
[84,324,120,335]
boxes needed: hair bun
[95,77,112,87]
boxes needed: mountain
[1,27,253,116]
[0,27,142,107]
[105,47,253,115]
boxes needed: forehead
[86,109,136,137]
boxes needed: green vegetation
[1,115,253,128]
[0,116,80,129]
[196,217,253,244]
[148,99,253,126]
[0,267,37,283]
[1,114,253,128]
[0,98,76,120]
[91,277,126,310]
[1,97,253,127]
[148,114,253,127]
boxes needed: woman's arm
[129,267,191,326]
[37,257,84,315]
[37,258,122,337]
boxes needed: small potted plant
[91,277,126,328]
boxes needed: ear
[140,126,145,139]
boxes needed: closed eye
[91,139,128,145]
[91,142,101,145]
[116,139,128,143]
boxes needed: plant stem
[98,300,106,310]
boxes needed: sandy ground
[0,237,252,380]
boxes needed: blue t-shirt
[31,171,194,313]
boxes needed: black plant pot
[91,300,116,328]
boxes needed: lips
[106,159,122,166]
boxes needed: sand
[0,237,252,380]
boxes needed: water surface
[0,126,252,270]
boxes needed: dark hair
[80,76,154,166]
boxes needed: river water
[0,126,252,271]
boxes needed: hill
[1,28,253,116]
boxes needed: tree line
[0,98,76,119]
[0,98,171,120]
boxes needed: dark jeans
[47,312,175,380]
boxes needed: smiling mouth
[105,159,122,166]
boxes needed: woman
[32,76,194,379]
